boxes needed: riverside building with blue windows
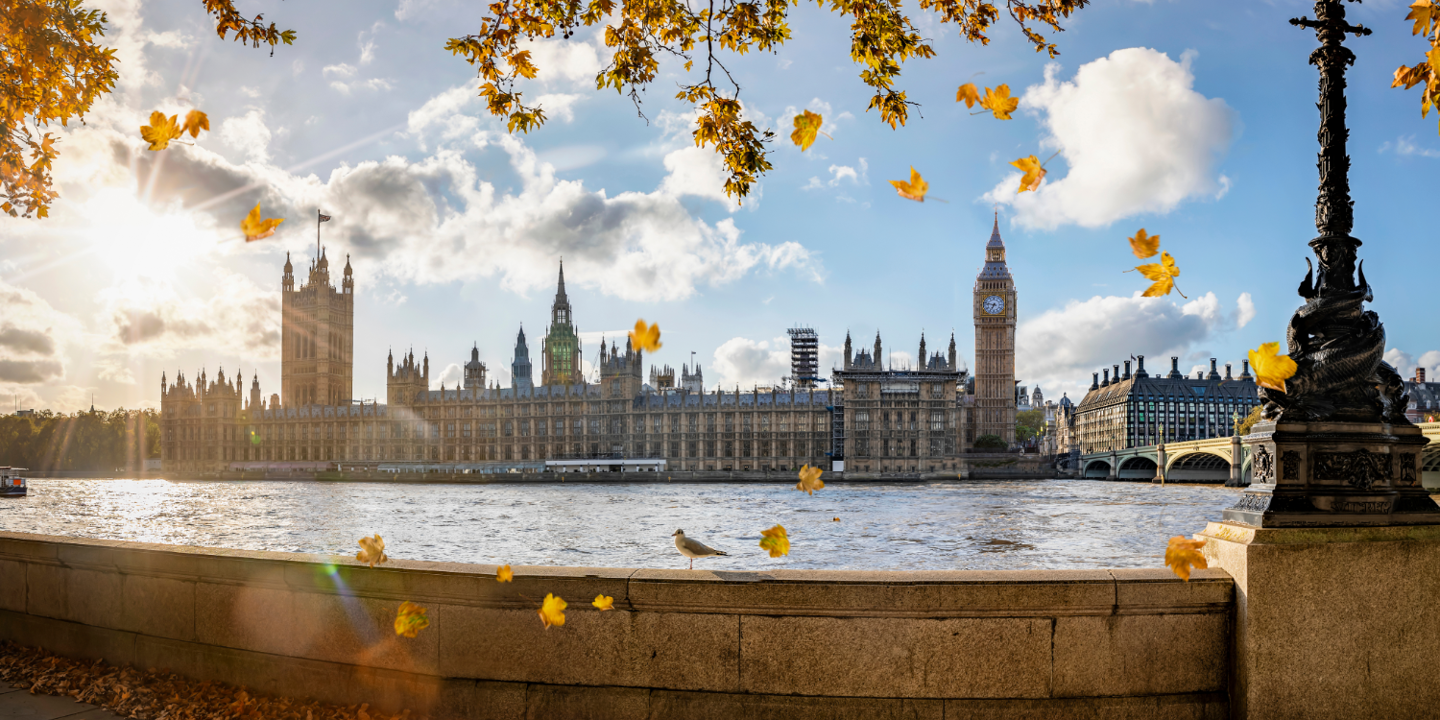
[1074,355,1261,455]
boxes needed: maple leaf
[496,564,513,582]
[1128,228,1160,259]
[1135,251,1185,298]
[795,464,824,495]
[537,593,567,629]
[955,82,981,108]
[140,111,183,151]
[592,594,614,611]
[790,110,829,151]
[1164,535,1208,582]
[1248,342,1299,393]
[759,524,790,558]
[889,166,929,202]
[182,110,210,139]
[1409,1,1437,36]
[393,601,429,638]
[241,202,284,242]
[980,84,1019,120]
[1009,155,1046,193]
[355,534,387,568]
[629,320,662,353]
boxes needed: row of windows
[167,439,827,463]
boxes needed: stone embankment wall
[0,532,1231,719]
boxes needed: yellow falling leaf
[1248,342,1299,393]
[1135,251,1184,298]
[182,109,210,139]
[139,111,183,151]
[592,594,614,611]
[979,84,1019,120]
[1009,155,1046,193]
[955,82,981,109]
[496,564,513,582]
[795,464,824,496]
[1408,0,1436,36]
[790,110,829,151]
[1128,228,1160,259]
[538,593,567,629]
[1164,536,1208,582]
[393,601,429,638]
[889,166,929,202]
[355,534,387,568]
[629,320,662,353]
[759,524,790,558]
[241,202,284,242]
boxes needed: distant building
[788,327,819,389]
[973,215,1018,447]
[1075,355,1260,454]
[281,249,353,407]
[540,262,583,387]
[1405,368,1440,423]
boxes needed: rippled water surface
[0,478,1239,571]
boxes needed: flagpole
[316,209,321,264]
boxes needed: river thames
[0,478,1240,570]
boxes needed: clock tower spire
[973,213,1017,448]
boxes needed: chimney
[1225,363,1233,380]
[1123,360,1132,380]
[1197,371,1205,380]
[1240,359,1253,380]
[1091,372,1100,391]
[1135,355,1149,379]
[1419,368,1428,383]
[1102,369,1110,387]
[1208,358,1220,380]
[1113,364,1121,384]
[1169,356,1183,379]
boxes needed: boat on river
[1,468,27,497]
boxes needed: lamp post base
[1222,420,1438,528]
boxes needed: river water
[0,478,1240,571]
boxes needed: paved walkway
[0,682,119,720]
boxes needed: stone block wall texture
[0,532,1231,719]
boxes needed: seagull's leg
[689,558,694,570]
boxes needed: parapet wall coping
[1201,520,1440,546]
[0,531,1231,618]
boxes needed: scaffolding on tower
[787,326,819,389]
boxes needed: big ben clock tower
[973,214,1017,447]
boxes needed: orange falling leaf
[790,110,829,151]
[795,464,824,496]
[759,524,790,558]
[140,111,184,151]
[1135,251,1185,298]
[1408,0,1436,36]
[889,166,929,202]
[496,564,513,582]
[393,601,429,637]
[955,82,981,109]
[1128,228,1160,259]
[629,320,662,353]
[1248,342,1299,393]
[241,202,284,242]
[1009,155,1046,193]
[592,594,615,611]
[538,593,567,629]
[355,534,387,568]
[979,84,1019,120]
[182,110,210,139]
[1165,536,1208,582]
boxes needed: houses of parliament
[159,219,1022,474]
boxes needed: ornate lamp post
[1224,0,1438,526]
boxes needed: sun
[85,189,214,281]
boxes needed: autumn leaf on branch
[592,594,615,610]
[355,534,387,567]
[795,464,824,495]
[629,320,662,353]
[538,593,567,629]
[496,564,514,582]
[201,0,296,55]
[394,601,429,637]
[1408,0,1437,37]
[889,166,929,202]
[759,524,790,558]
[1128,228,1160,259]
[1164,535,1207,582]
[1248,342,1298,393]
[240,202,284,242]
[978,84,1019,119]
[955,82,981,108]
[790,110,830,151]
[1394,1,1440,132]
[1133,251,1185,298]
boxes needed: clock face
[983,295,1005,315]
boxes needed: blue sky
[1,0,1438,412]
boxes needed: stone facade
[973,216,1017,447]
[834,332,968,473]
[280,250,353,407]
[1075,355,1259,454]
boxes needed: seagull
[672,529,728,570]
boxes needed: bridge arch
[1118,456,1158,480]
[1421,445,1440,490]
[1083,459,1112,478]
[1166,451,1230,483]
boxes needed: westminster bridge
[1077,421,1440,486]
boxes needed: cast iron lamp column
[1223,0,1438,526]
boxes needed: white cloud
[985,47,1237,229]
[437,362,463,387]
[331,78,394,95]
[218,108,274,164]
[1236,292,1256,329]
[711,336,843,388]
[658,146,734,205]
[1386,135,1440,159]
[1384,348,1440,381]
[1016,291,1252,400]
[0,278,81,386]
[323,63,358,79]
[519,36,604,85]
[804,159,869,190]
[534,93,585,123]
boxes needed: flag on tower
[318,212,332,222]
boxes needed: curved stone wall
[0,532,1232,719]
